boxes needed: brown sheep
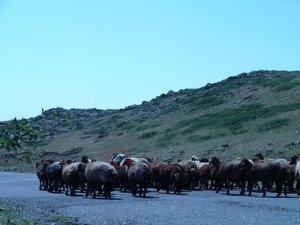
[252,153,264,163]
[216,158,252,195]
[36,160,50,190]
[249,159,290,197]
[288,164,296,193]
[62,162,87,196]
[114,157,150,192]
[179,160,198,189]
[151,161,167,189]
[197,163,210,190]
[209,156,221,189]
[158,163,185,194]
[82,161,118,198]
[127,159,153,197]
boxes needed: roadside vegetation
[0,201,39,225]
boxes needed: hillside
[1,70,300,171]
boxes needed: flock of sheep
[35,153,300,198]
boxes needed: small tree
[0,118,46,162]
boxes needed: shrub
[138,131,159,139]
[257,118,290,132]
[188,135,213,143]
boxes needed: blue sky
[1,0,300,121]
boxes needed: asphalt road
[0,172,300,225]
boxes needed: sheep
[83,161,118,198]
[45,160,67,193]
[36,160,50,190]
[81,155,92,164]
[157,163,185,194]
[209,156,221,190]
[237,158,253,195]
[216,159,241,195]
[252,153,264,163]
[197,162,211,190]
[190,155,198,161]
[62,162,87,196]
[127,159,153,197]
[179,160,198,189]
[110,153,127,167]
[288,164,296,193]
[151,161,167,189]
[114,157,149,192]
[199,157,209,162]
[216,158,253,195]
[294,156,300,195]
[270,159,290,197]
[249,159,290,197]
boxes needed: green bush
[138,131,159,139]
[251,72,299,92]
[257,118,290,132]
[0,202,39,225]
[188,135,213,143]
[175,102,300,134]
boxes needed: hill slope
[1,70,300,171]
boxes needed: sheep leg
[226,181,230,195]
[287,180,294,193]
[44,179,48,190]
[41,179,45,190]
[275,182,283,197]
[104,184,112,199]
[44,180,48,191]
[143,187,147,197]
[247,180,253,196]
[92,185,97,198]
[139,185,143,197]
[48,180,53,192]
[39,179,42,190]
[131,183,137,196]
[80,183,85,193]
[54,180,58,192]
[59,179,63,192]
[254,181,260,191]
[262,182,267,197]
[40,179,43,190]
[156,184,160,192]
[65,185,69,195]
[216,180,222,193]
[174,184,179,194]
[240,180,245,195]
[85,184,90,197]
[204,180,209,190]
[71,186,76,196]
[58,179,63,193]
[296,181,300,195]
[229,181,234,190]
[284,181,288,196]
[100,185,104,197]
[209,180,213,189]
